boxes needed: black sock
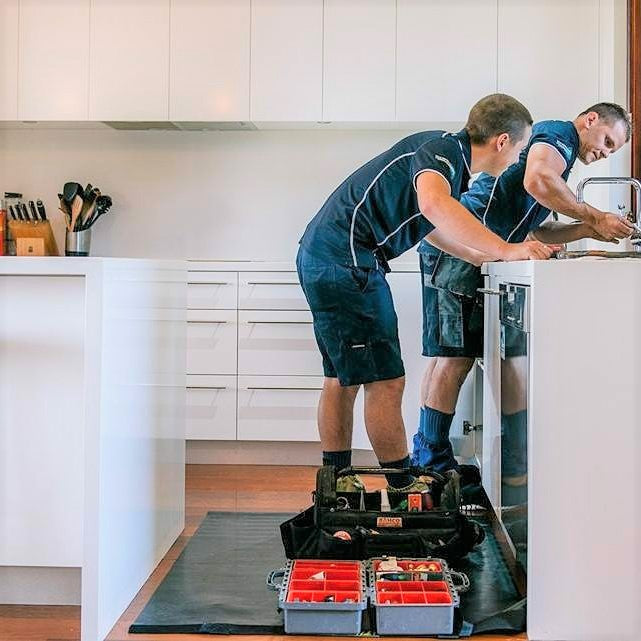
[322,450,352,471]
[379,455,414,489]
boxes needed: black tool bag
[280,466,484,562]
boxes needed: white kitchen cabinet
[323,0,396,121]
[89,0,169,121]
[187,309,237,375]
[396,0,497,122]
[0,0,18,120]
[250,0,322,121]
[187,272,238,310]
[18,0,89,120]
[238,309,322,376]
[237,375,323,441]
[498,0,599,120]
[170,0,250,121]
[238,272,307,310]
[186,375,236,440]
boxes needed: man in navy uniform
[411,102,633,484]
[297,93,556,494]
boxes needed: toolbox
[368,556,467,636]
[268,559,368,635]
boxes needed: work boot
[336,474,365,493]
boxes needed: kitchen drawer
[187,310,237,375]
[188,272,238,309]
[238,310,322,376]
[237,376,323,441]
[186,375,236,440]
[238,272,307,310]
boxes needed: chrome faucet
[576,176,641,249]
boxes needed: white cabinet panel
[238,310,322,376]
[396,0,497,122]
[498,0,599,120]
[90,0,170,121]
[323,0,396,121]
[250,0,322,121]
[186,375,236,440]
[238,272,307,310]
[170,0,250,121]
[187,310,237,375]
[188,272,238,310]
[237,375,322,441]
[18,0,89,120]
[0,0,18,119]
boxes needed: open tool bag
[280,466,484,562]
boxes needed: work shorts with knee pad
[420,250,484,358]
[296,246,405,386]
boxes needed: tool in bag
[280,466,485,562]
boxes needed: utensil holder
[65,228,91,256]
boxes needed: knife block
[8,220,59,256]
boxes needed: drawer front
[186,375,236,440]
[187,310,237,375]
[238,272,307,310]
[237,376,323,442]
[238,310,322,376]
[188,272,238,309]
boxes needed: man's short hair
[465,93,533,145]
[578,102,632,142]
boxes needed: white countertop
[482,256,641,278]
[0,256,186,276]
[188,257,421,272]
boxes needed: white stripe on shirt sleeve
[412,168,452,195]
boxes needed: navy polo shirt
[458,120,580,243]
[299,129,472,268]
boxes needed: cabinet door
[396,0,497,122]
[170,0,250,121]
[188,272,238,310]
[323,0,396,121]
[250,0,322,121]
[187,310,237,375]
[90,0,170,121]
[18,0,89,120]
[0,0,18,119]
[186,375,236,440]
[237,375,323,441]
[238,310,322,376]
[498,0,599,120]
[238,272,307,310]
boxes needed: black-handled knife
[28,200,38,222]
[36,199,47,221]
[21,202,31,221]
[8,205,17,220]
[15,202,24,220]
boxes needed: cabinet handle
[246,320,312,325]
[246,386,323,391]
[188,320,228,324]
[477,288,504,296]
[246,281,300,286]
[187,386,227,390]
[188,281,230,286]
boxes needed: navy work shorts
[296,246,405,386]
[420,251,484,358]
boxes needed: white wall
[0,127,416,260]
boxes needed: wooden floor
[0,465,527,641]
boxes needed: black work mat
[129,510,524,636]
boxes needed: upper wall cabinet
[0,0,18,120]
[396,0,498,122]
[18,0,89,120]
[251,0,322,121]
[170,0,250,121]
[323,0,396,121]
[90,0,169,121]
[498,0,600,121]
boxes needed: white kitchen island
[481,257,641,641]
[0,257,186,641]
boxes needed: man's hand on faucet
[589,211,635,241]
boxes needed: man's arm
[523,144,633,240]
[425,229,497,266]
[530,220,617,244]
[417,173,554,261]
